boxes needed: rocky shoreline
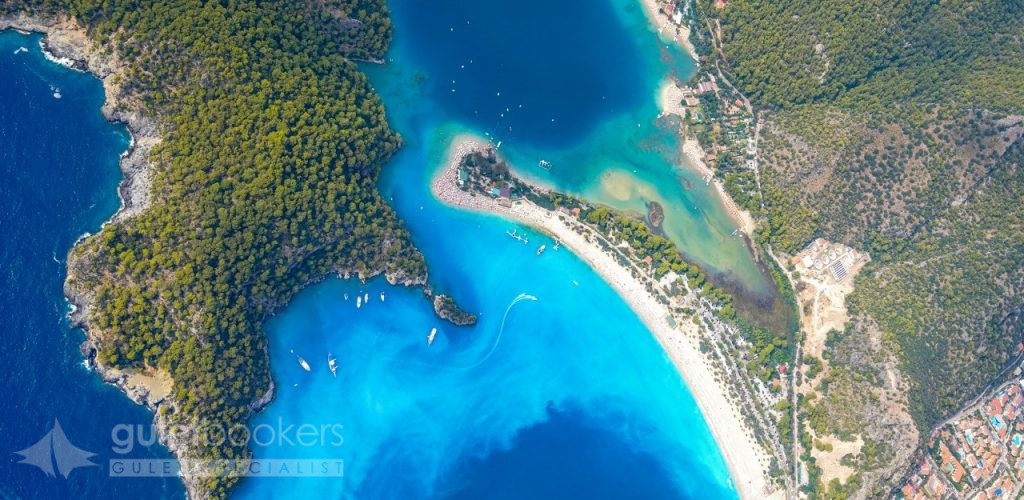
[1,13,159,224]
[0,13,216,497]
[4,11,487,499]
[430,293,478,326]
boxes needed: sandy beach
[657,78,757,237]
[433,135,778,499]
[658,79,688,118]
[681,138,757,236]
[639,0,698,62]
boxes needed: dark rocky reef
[647,201,664,229]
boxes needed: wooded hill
[8,0,421,496]
[696,0,1024,495]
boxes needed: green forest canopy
[7,0,420,496]
[711,0,1024,462]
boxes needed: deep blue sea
[0,31,184,498]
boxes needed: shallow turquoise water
[235,234,733,498]
[372,0,772,291]
[237,0,744,498]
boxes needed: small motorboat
[291,350,311,372]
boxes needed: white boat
[427,328,438,346]
[357,296,362,308]
[380,292,385,302]
[343,293,349,301]
[327,352,338,377]
[291,350,311,372]
[536,244,546,256]
[538,159,552,170]
[364,293,369,303]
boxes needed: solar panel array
[830,260,848,281]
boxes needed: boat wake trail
[468,292,537,368]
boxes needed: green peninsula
[3,0,437,497]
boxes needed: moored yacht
[291,350,311,372]
[327,352,338,377]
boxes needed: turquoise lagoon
[237,0,755,498]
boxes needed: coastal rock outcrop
[0,13,159,222]
[430,293,478,326]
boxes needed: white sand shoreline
[432,134,776,499]
[639,0,698,62]
[681,137,757,236]
[657,78,757,237]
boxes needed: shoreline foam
[0,15,208,497]
[432,134,778,499]
[1,14,158,225]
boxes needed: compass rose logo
[13,419,98,479]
